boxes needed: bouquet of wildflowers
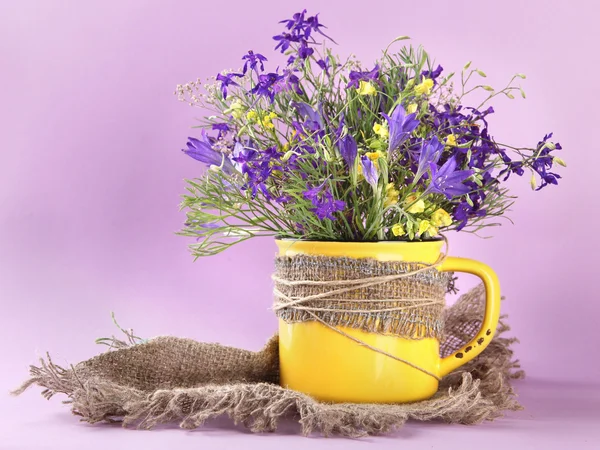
[176,10,564,257]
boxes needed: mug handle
[437,256,501,377]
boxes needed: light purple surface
[1,0,599,448]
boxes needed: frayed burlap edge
[13,285,524,438]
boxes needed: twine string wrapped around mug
[272,239,451,380]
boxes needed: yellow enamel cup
[276,239,501,404]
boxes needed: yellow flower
[246,110,258,121]
[404,193,425,214]
[229,100,244,119]
[391,223,406,237]
[414,77,434,96]
[417,220,438,237]
[384,183,399,207]
[417,220,430,235]
[427,225,439,236]
[261,115,275,129]
[366,151,384,161]
[406,103,418,114]
[445,134,457,147]
[373,122,389,139]
[431,208,452,227]
[357,80,377,96]
[268,112,277,119]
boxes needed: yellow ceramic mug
[276,239,501,404]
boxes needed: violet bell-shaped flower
[414,136,444,183]
[182,132,235,174]
[360,155,379,188]
[424,157,473,199]
[383,104,419,153]
[292,102,323,128]
[338,133,358,168]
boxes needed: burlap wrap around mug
[15,239,524,437]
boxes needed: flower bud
[520,87,526,99]
[553,157,567,167]
[282,150,296,162]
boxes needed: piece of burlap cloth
[14,278,524,438]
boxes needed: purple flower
[530,133,562,190]
[496,133,561,190]
[338,134,358,168]
[303,182,345,221]
[317,57,330,75]
[232,141,283,199]
[425,157,473,199]
[298,42,314,59]
[347,65,379,89]
[273,31,300,53]
[216,72,242,99]
[303,13,334,41]
[211,123,230,139]
[383,104,419,152]
[273,10,334,63]
[250,72,283,102]
[453,200,486,231]
[274,69,303,95]
[279,9,309,35]
[290,102,325,140]
[292,102,323,128]
[278,9,333,41]
[182,132,235,174]
[242,50,267,74]
[360,156,379,187]
[422,64,443,81]
[414,136,444,182]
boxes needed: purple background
[1,0,599,448]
